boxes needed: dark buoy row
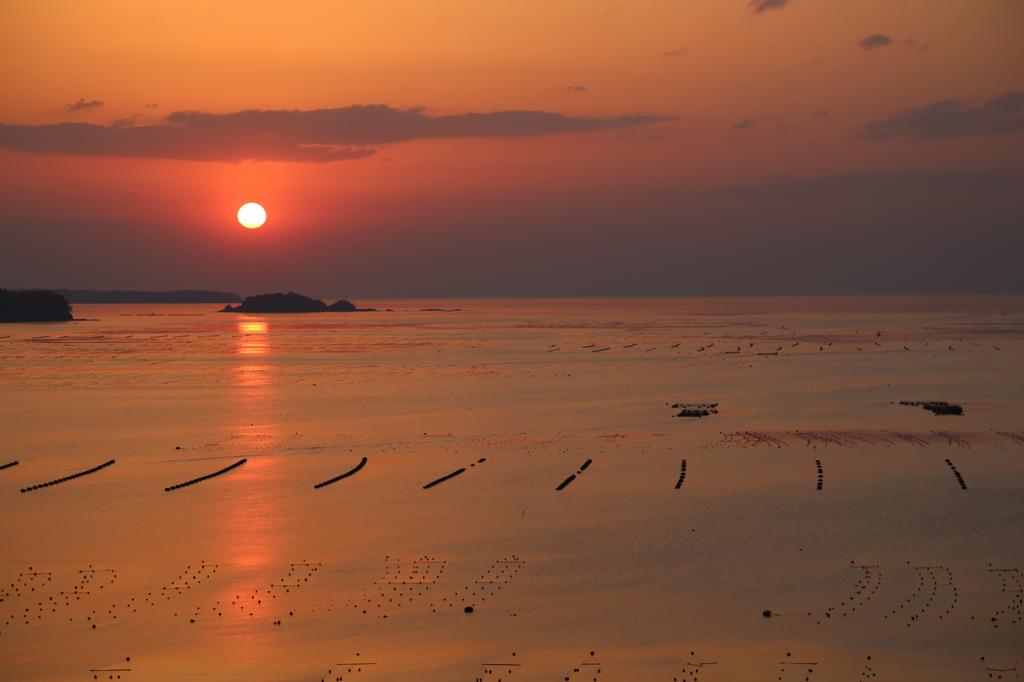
[1,460,19,471]
[20,460,115,493]
[674,459,687,489]
[314,457,367,488]
[423,467,466,489]
[556,459,593,490]
[815,459,823,490]
[165,459,246,491]
[945,459,967,489]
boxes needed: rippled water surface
[1,297,1022,680]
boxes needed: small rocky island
[0,289,74,322]
[220,292,374,313]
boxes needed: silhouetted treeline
[221,292,371,313]
[0,289,74,322]
[54,289,242,304]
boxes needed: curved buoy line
[165,459,246,491]
[314,457,368,488]
[423,468,466,489]
[20,460,115,493]
[945,459,967,490]
[1,460,19,471]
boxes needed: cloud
[859,34,892,50]
[144,103,160,108]
[732,119,753,130]
[660,49,688,57]
[556,86,588,92]
[814,110,828,117]
[110,115,139,129]
[857,92,1024,140]
[748,0,788,13]
[705,170,1023,199]
[0,104,675,163]
[65,98,105,112]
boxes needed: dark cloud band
[0,104,675,163]
[857,92,1024,140]
[704,170,1022,199]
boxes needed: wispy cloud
[857,92,1024,140]
[555,86,588,92]
[660,48,688,57]
[732,119,753,130]
[0,104,676,163]
[859,34,892,50]
[748,0,788,14]
[814,110,828,117]
[65,98,105,112]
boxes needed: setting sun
[237,203,266,229]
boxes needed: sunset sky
[2,0,1022,297]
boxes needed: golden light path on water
[216,317,282,660]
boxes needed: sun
[237,203,267,229]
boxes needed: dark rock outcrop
[220,292,371,313]
[327,299,357,312]
[0,289,74,322]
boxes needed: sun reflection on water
[235,319,269,354]
[213,316,284,655]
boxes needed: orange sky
[1,0,1022,296]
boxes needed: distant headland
[220,292,375,313]
[54,289,242,304]
[1,289,74,322]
